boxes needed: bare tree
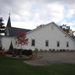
[60,24,75,36]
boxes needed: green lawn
[0,54,75,75]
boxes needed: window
[32,39,35,46]
[66,42,69,47]
[46,40,49,47]
[57,41,60,47]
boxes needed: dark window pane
[57,41,60,47]
[67,42,69,47]
[46,40,48,46]
[32,39,35,46]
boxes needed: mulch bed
[5,54,41,60]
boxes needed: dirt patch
[5,54,29,59]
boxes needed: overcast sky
[0,0,75,31]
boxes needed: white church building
[1,16,75,51]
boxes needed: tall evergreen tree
[0,17,6,35]
[9,41,13,50]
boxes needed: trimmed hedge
[22,49,32,56]
[6,49,32,56]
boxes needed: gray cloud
[0,0,75,18]
[0,0,75,29]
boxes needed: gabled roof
[5,15,75,41]
[5,15,31,37]
[7,27,31,37]
[27,22,75,41]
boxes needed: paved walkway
[24,52,75,66]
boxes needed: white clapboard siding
[22,22,75,51]
[2,22,75,51]
[2,37,15,50]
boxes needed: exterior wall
[1,37,15,51]
[1,23,75,51]
[21,23,75,51]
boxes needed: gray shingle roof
[71,36,75,40]
[5,15,31,37]
[7,27,31,37]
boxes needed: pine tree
[9,42,13,50]
[0,17,5,35]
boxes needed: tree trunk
[20,44,22,57]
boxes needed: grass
[0,54,75,75]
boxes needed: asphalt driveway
[24,52,75,66]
